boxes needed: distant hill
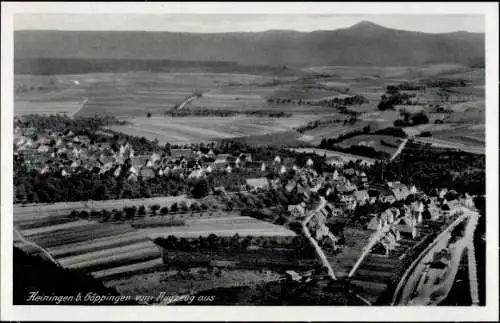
[15,21,484,73]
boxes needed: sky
[14,14,485,34]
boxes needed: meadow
[14,65,484,148]
[107,115,323,144]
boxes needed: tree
[124,207,136,219]
[190,202,201,212]
[191,180,210,199]
[200,202,209,211]
[114,210,123,220]
[138,205,146,216]
[150,204,160,215]
[160,206,169,215]
[179,201,189,212]
[386,85,400,95]
[147,113,152,118]
[170,202,178,213]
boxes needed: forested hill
[15,21,484,71]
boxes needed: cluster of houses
[286,165,417,219]
[14,127,309,184]
[282,161,475,258]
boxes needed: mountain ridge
[14,21,485,67]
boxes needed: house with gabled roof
[336,194,357,210]
[214,153,230,165]
[354,190,370,205]
[99,162,115,174]
[391,183,410,201]
[131,155,149,170]
[70,160,80,169]
[343,168,356,177]
[97,142,111,151]
[37,144,51,153]
[325,156,344,167]
[288,203,306,218]
[246,177,269,191]
[188,168,205,179]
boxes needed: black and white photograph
[1,2,498,321]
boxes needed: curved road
[393,208,479,305]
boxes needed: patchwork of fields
[142,215,296,239]
[14,199,297,299]
[15,99,87,117]
[107,115,323,144]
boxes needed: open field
[15,99,87,117]
[298,125,366,145]
[141,215,296,239]
[107,115,323,144]
[235,131,306,147]
[14,65,483,118]
[13,196,197,229]
[15,72,278,117]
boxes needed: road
[175,94,201,111]
[390,138,408,162]
[70,97,88,118]
[413,137,484,155]
[302,197,338,280]
[467,238,480,305]
[393,208,479,305]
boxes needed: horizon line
[13,20,485,35]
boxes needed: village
[12,119,478,303]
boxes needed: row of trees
[377,85,419,111]
[165,109,292,118]
[424,79,470,88]
[15,114,127,136]
[69,200,216,222]
[318,126,371,147]
[296,118,354,133]
[265,94,367,108]
[156,233,315,255]
[14,165,195,203]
